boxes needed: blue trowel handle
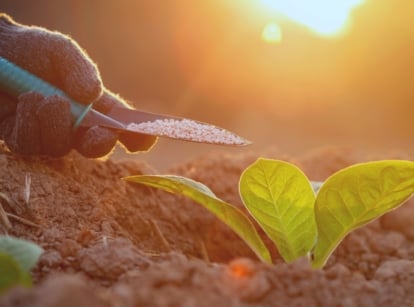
[0,56,92,127]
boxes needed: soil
[0,143,413,307]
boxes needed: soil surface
[0,144,413,307]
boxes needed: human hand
[0,13,156,158]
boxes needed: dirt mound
[0,145,413,306]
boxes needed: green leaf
[312,160,414,268]
[0,236,43,272]
[239,158,317,263]
[0,252,32,294]
[124,175,272,263]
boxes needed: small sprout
[126,159,414,269]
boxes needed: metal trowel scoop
[0,56,250,146]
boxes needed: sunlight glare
[262,22,283,44]
[260,0,366,36]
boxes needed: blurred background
[1,0,413,170]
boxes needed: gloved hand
[0,13,157,158]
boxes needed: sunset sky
[1,1,413,168]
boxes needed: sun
[260,0,366,37]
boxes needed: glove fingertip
[63,61,103,103]
[51,35,103,104]
[37,96,73,157]
[75,126,118,158]
[118,132,158,153]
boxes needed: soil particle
[39,250,63,269]
[0,274,109,307]
[0,145,414,306]
[222,258,272,302]
[78,237,149,283]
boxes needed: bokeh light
[262,22,283,44]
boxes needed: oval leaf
[0,236,43,272]
[124,175,272,263]
[239,159,317,263]
[0,252,32,293]
[312,160,414,268]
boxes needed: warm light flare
[260,0,366,36]
[262,22,282,44]
[228,258,255,279]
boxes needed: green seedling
[0,236,43,293]
[126,159,414,268]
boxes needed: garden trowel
[0,56,250,146]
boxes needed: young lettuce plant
[125,159,414,268]
[0,236,43,293]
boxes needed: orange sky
[1,0,413,168]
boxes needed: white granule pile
[127,118,248,145]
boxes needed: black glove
[0,13,156,158]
